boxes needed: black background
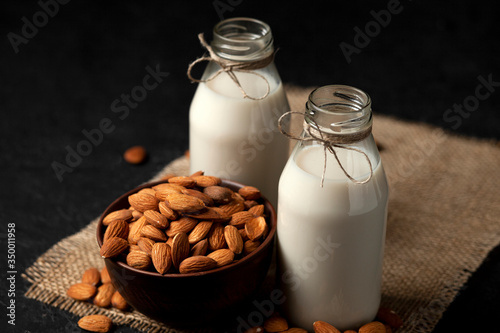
[2,0,500,332]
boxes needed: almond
[67,283,96,301]
[78,314,113,333]
[207,249,234,267]
[190,239,209,256]
[203,185,233,204]
[244,239,261,255]
[179,255,217,274]
[137,237,155,256]
[182,188,215,206]
[123,145,147,165]
[126,250,151,270]
[189,170,204,177]
[100,237,128,258]
[140,224,167,242]
[238,186,261,200]
[376,307,403,329]
[128,216,148,245]
[185,206,227,222]
[100,266,111,284]
[102,209,133,226]
[151,242,172,274]
[158,201,178,220]
[94,282,115,307]
[168,176,196,188]
[248,204,265,217]
[138,188,156,196]
[81,267,100,286]
[165,193,205,213]
[188,221,213,244]
[244,200,259,210]
[224,225,243,254]
[312,321,341,333]
[263,315,288,332]
[239,228,249,241]
[218,199,245,216]
[131,209,143,220]
[128,192,159,212]
[166,217,198,237]
[153,183,185,201]
[111,290,128,311]
[171,232,190,269]
[103,219,129,243]
[229,211,254,229]
[359,321,386,333]
[192,175,221,187]
[144,209,169,229]
[208,223,226,250]
[245,216,267,240]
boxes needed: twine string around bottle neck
[187,33,275,100]
[278,111,374,187]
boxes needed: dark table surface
[2,1,500,332]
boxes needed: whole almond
[103,220,129,243]
[111,290,128,311]
[67,283,96,301]
[179,255,217,274]
[128,216,148,245]
[154,183,185,201]
[376,307,403,329]
[131,209,143,220]
[192,175,221,187]
[138,188,156,196]
[185,206,226,222]
[248,204,265,217]
[152,242,172,274]
[165,193,205,213]
[103,209,133,226]
[224,225,243,254]
[189,170,204,177]
[208,223,226,251]
[207,249,234,267]
[263,315,288,332]
[100,266,111,284]
[94,283,115,307]
[166,217,198,237]
[218,199,245,216]
[81,267,101,286]
[137,237,156,256]
[140,224,167,242]
[172,232,190,269]
[158,201,178,220]
[126,250,151,270]
[244,239,261,255]
[78,314,113,333]
[359,321,386,333]
[230,211,254,229]
[190,239,209,256]
[144,210,169,229]
[238,186,261,200]
[182,188,214,206]
[312,321,341,333]
[168,176,196,188]
[188,221,213,244]
[244,200,259,210]
[245,216,267,240]
[128,192,159,212]
[203,186,233,204]
[100,237,128,258]
[123,145,147,165]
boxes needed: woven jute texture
[23,85,500,333]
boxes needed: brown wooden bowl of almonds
[96,173,276,328]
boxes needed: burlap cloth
[23,85,500,332]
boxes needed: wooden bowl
[96,179,276,328]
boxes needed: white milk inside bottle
[188,18,290,206]
[277,85,389,331]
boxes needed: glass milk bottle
[277,85,389,331]
[188,17,290,206]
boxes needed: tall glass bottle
[188,17,290,206]
[277,85,389,331]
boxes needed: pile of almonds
[99,172,269,274]
[244,307,402,333]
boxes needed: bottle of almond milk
[188,17,290,206]
[277,85,389,331]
